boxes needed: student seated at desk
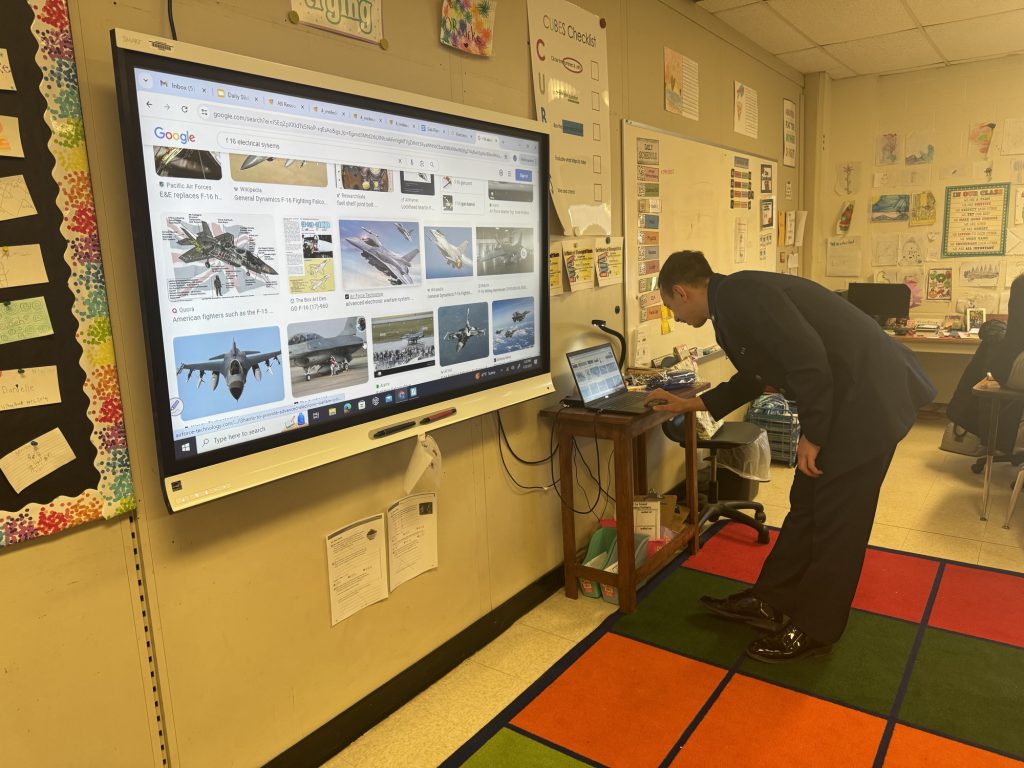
[946,275,1024,457]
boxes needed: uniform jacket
[699,271,936,472]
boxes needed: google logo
[154,126,196,145]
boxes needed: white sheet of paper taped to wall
[403,433,442,494]
[0,366,61,411]
[0,428,75,494]
[0,244,47,288]
[0,175,37,221]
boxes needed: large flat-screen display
[111,30,553,512]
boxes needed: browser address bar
[202,104,508,161]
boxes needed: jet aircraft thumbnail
[176,340,280,401]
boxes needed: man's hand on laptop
[644,388,707,413]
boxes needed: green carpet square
[738,610,918,715]
[462,728,589,767]
[612,569,758,668]
[900,628,1024,758]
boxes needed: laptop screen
[566,343,627,403]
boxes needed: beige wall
[807,57,1024,400]
[1,2,800,766]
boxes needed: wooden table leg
[614,431,638,612]
[633,434,648,495]
[558,429,578,598]
[981,399,999,522]
[685,412,700,554]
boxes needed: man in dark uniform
[645,251,935,662]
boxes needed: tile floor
[322,416,1024,768]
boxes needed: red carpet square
[673,674,885,767]
[683,523,779,583]
[929,564,1024,648]
[686,525,939,625]
[883,725,1024,767]
[852,549,939,623]
[511,633,725,767]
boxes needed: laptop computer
[565,343,651,414]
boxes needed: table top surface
[894,333,980,345]
[972,378,1024,400]
[542,383,710,429]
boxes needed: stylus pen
[373,421,416,438]
[420,408,456,424]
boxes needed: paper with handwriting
[0,244,47,288]
[0,49,13,91]
[0,366,60,411]
[0,428,75,494]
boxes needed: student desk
[543,383,708,613]
[972,377,1024,525]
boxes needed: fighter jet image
[154,147,222,179]
[444,309,485,353]
[395,222,414,240]
[344,227,419,286]
[240,155,306,170]
[428,228,470,270]
[512,310,531,323]
[495,326,529,341]
[288,317,366,380]
[478,228,532,275]
[176,221,278,275]
[310,274,331,291]
[404,326,429,346]
[176,340,280,401]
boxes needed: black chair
[663,418,770,544]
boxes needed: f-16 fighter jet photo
[176,340,281,400]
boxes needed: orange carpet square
[883,725,1024,767]
[510,633,725,767]
[672,674,886,767]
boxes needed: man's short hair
[660,251,713,295]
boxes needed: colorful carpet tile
[444,523,1024,767]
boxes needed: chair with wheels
[663,417,771,544]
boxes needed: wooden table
[543,384,708,613]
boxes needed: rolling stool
[663,417,770,544]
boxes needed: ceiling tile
[768,0,916,45]
[777,46,844,73]
[824,29,944,75]
[695,0,760,12]
[717,4,813,53]
[925,10,1024,61]
[904,0,1024,26]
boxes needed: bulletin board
[0,0,135,547]
[622,120,778,362]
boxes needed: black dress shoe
[746,623,832,664]
[699,590,787,631]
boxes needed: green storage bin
[578,527,617,599]
[600,534,650,605]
